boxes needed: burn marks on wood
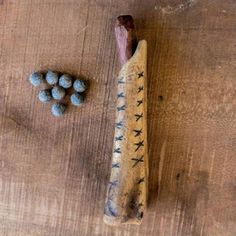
[124,188,145,222]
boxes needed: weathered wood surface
[0,0,235,235]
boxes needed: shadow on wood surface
[135,17,170,209]
[136,15,213,235]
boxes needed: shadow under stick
[104,15,148,225]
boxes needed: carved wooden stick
[104,15,148,225]
[115,15,137,66]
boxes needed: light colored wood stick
[104,39,148,225]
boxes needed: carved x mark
[137,177,145,184]
[115,121,123,129]
[117,92,125,98]
[112,163,120,168]
[115,135,123,141]
[138,86,144,93]
[118,79,125,84]
[138,71,144,78]
[113,148,121,154]
[109,180,118,187]
[117,105,126,111]
[137,99,143,107]
[135,113,143,121]
[131,155,144,167]
[133,129,142,137]
[134,140,144,152]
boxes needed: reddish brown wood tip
[116,15,135,31]
[115,15,137,65]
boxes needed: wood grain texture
[0,0,235,235]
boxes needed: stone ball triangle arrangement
[28,70,87,117]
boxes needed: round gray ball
[70,93,84,106]
[38,89,52,103]
[46,71,59,85]
[51,103,65,117]
[59,74,73,89]
[51,86,66,100]
[29,72,44,87]
[73,79,87,93]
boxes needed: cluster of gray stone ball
[28,71,87,117]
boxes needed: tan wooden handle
[104,39,148,225]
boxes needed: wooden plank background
[0,0,235,235]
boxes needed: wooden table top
[0,0,235,235]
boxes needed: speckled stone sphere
[73,79,87,93]
[51,85,66,100]
[29,72,44,87]
[51,103,65,117]
[70,93,84,106]
[38,89,52,103]
[59,74,73,89]
[46,71,59,85]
